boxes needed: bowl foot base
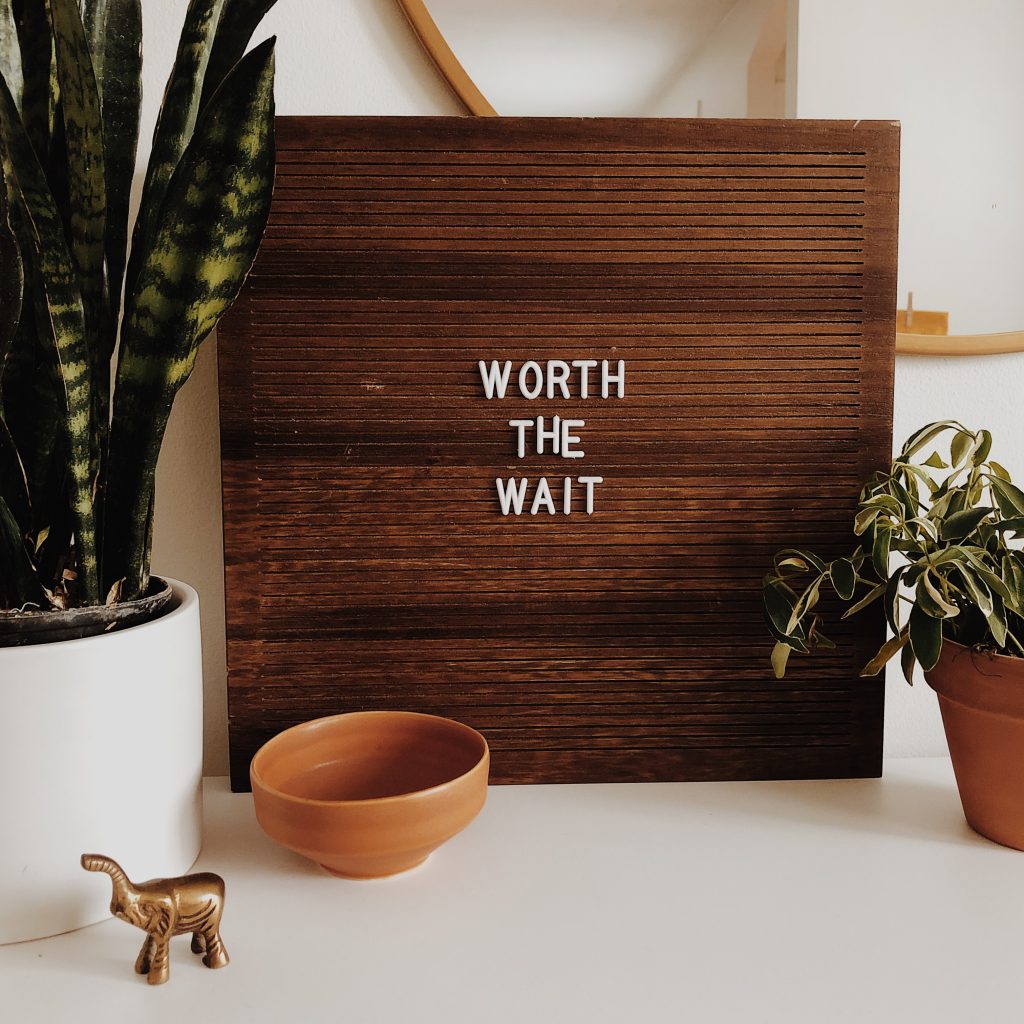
[319,855,430,880]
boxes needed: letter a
[530,477,557,515]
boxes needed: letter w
[495,477,528,515]
[478,360,512,399]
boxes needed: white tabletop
[2,758,1021,1023]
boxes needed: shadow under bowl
[250,711,490,879]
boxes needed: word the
[508,416,585,458]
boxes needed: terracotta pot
[251,711,489,878]
[926,640,1024,851]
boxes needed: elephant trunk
[81,854,133,896]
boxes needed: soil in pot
[926,640,1024,851]
[0,577,174,648]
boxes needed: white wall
[794,0,1024,753]
[646,0,785,118]
[148,0,1023,771]
[428,0,780,118]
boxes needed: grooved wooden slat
[218,116,898,791]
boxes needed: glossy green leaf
[921,451,947,470]
[1003,554,1024,608]
[0,152,21,372]
[955,564,992,617]
[0,0,21,110]
[775,555,809,572]
[871,521,891,577]
[884,568,906,632]
[863,493,903,515]
[0,493,45,607]
[0,413,30,531]
[125,0,224,300]
[902,420,964,459]
[770,641,791,679]
[939,506,994,541]
[891,476,919,518]
[0,72,98,601]
[908,603,942,670]
[900,640,917,685]
[990,476,1024,519]
[969,562,1013,603]
[975,429,992,463]
[899,461,938,495]
[860,630,909,677]
[829,556,856,600]
[83,0,141,345]
[0,307,66,548]
[993,517,1024,536]
[987,596,1008,648]
[786,575,822,635]
[808,617,835,649]
[854,506,879,536]
[12,0,51,157]
[199,0,279,110]
[106,38,276,595]
[763,576,809,651]
[840,581,885,619]
[917,571,959,619]
[950,430,973,468]
[775,547,825,573]
[927,545,973,566]
[909,516,938,542]
[989,460,1011,481]
[48,0,106,371]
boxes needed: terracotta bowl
[250,711,489,878]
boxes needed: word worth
[478,359,626,516]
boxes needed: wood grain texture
[218,117,899,792]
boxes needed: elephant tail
[81,853,132,891]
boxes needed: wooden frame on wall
[218,115,898,791]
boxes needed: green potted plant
[0,0,278,942]
[765,421,1024,850]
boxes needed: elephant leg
[134,935,155,975]
[191,932,206,955]
[146,940,171,986]
[202,928,229,969]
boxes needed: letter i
[563,476,572,515]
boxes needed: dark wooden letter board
[218,116,898,791]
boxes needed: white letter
[561,419,585,459]
[508,419,533,458]
[546,360,571,399]
[536,415,560,455]
[601,359,625,399]
[518,360,543,400]
[478,359,512,399]
[562,476,572,515]
[578,476,603,514]
[530,477,556,515]
[496,477,528,515]
[571,359,597,398]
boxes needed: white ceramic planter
[0,579,203,944]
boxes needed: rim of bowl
[250,710,490,808]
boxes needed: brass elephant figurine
[81,854,229,985]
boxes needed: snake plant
[765,422,1024,683]
[0,0,278,610]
